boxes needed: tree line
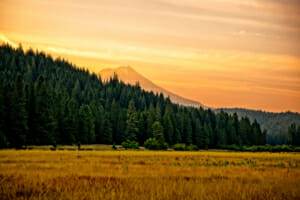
[286,123,300,146]
[221,108,300,145]
[0,44,267,149]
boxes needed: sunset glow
[1,0,299,112]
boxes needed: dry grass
[0,150,299,200]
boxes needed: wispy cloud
[0,34,18,48]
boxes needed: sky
[1,0,300,112]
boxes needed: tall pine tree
[125,99,138,141]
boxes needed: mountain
[98,66,205,108]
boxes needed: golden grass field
[0,150,300,200]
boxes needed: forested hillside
[0,44,267,148]
[219,108,300,145]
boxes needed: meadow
[0,150,300,200]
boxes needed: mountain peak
[98,66,204,108]
[99,66,137,77]
[117,66,135,71]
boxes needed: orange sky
[1,0,300,112]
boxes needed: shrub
[144,138,168,150]
[173,143,186,151]
[264,144,273,152]
[295,147,300,152]
[219,144,240,151]
[271,145,294,152]
[122,140,139,149]
[186,144,198,151]
[245,146,258,152]
[161,142,169,150]
[219,144,300,152]
[144,138,159,150]
[173,144,198,151]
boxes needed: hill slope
[218,108,300,144]
[99,66,204,108]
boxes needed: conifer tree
[27,83,37,144]
[137,112,147,145]
[62,98,78,144]
[10,75,28,148]
[35,76,56,145]
[102,112,113,144]
[163,115,174,145]
[0,86,8,148]
[110,99,120,143]
[155,103,161,122]
[287,123,296,145]
[116,110,127,144]
[125,99,138,141]
[146,104,155,139]
[296,126,300,146]
[194,119,203,148]
[152,121,165,144]
[184,115,193,144]
[78,104,95,144]
[203,123,210,149]
[239,117,251,145]
[251,120,261,145]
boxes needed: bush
[144,138,159,150]
[220,144,298,152]
[161,142,169,150]
[295,147,300,152]
[122,140,139,149]
[271,145,294,152]
[173,144,198,151]
[219,144,241,151]
[264,144,273,152]
[144,138,168,150]
[186,144,198,151]
[245,146,258,152]
[173,143,186,151]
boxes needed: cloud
[231,30,281,39]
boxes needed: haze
[1,0,299,112]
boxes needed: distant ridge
[217,108,300,139]
[98,66,205,108]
